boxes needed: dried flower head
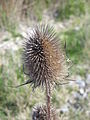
[32,104,58,120]
[22,24,67,88]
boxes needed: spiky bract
[23,24,67,88]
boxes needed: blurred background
[0,0,90,120]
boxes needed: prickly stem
[45,80,51,120]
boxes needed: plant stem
[45,80,51,120]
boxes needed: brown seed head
[23,24,67,88]
[32,104,58,120]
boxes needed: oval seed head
[23,24,67,88]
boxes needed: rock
[86,74,90,84]
[60,105,69,114]
[76,76,85,88]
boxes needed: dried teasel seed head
[22,24,67,88]
[32,104,58,120]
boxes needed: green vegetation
[0,4,22,38]
[61,27,86,64]
[55,0,85,20]
[0,0,90,119]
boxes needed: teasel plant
[15,24,74,120]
